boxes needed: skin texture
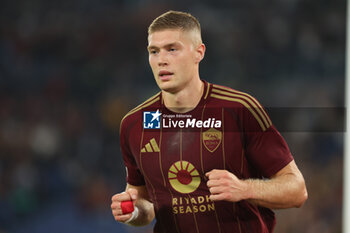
[147,29,205,113]
[111,28,308,226]
[111,184,154,226]
[206,160,308,209]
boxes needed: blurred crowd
[0,0,345,232]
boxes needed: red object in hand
[121,200,134,214]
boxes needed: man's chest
[129,128,244,190]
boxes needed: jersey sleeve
[120,118,146,186]
[241,99,293,178]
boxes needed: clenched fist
[111,188,138,223]
[206,169,251,202]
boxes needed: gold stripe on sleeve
[121,92,161,123]
[210,93,267,131]
[204,83,211,99]
[214,85,272,125]
[212,87,271,129]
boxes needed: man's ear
[195,43,206,63]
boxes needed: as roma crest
[202,128,222,152]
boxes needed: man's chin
[158,82,178,93]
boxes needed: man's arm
[111,184,155,226]
[206,160,308,209]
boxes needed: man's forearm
[245,170,307,209]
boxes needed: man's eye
[150,50,158,54]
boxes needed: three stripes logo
[141,138,160,153]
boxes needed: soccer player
[111,10,307,233]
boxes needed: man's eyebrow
[147,42,179,50]
[147,45,158,50]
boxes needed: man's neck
[162,79,204,113]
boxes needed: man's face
[147,29,201,93]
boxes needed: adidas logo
[141,138,160,153]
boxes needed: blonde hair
[148,10,202,45]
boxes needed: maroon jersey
[120,81,293,233]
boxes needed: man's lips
[158,70,174,80]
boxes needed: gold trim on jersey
[210,93,267,131]
[200,104,206,174]
[121,92,161,125]
[158,123,181,232]
[221,108,226,170]
[213,203,222,233]
[180,128,183,161]
[168,189,181,233]
[212,86,271,127]
[237,215,243,233]
[212,85,272,127]
[198,104,222,232]
[158,129,167,187]
[240,149,245,175]
[210,91,271,131]
[187,194,200,233]
[204,83,211,100]
[139,126,160,215]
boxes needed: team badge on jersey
[143,110,161,129]
[202,128,222,152]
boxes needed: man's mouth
[158,70,174,80]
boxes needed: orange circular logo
[168,161,201,194]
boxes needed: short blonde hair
[148,10,202,45]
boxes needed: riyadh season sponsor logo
[143,110,222,129]
[168,161,201,194]
[168,161,216,214]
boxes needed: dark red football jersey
[120,80,293,233]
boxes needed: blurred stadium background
[0,0,345,232]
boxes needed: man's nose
[158,51,168,66]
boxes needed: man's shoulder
[120,92,161,126]
[209,82,272,131]
[209,83,259,108]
